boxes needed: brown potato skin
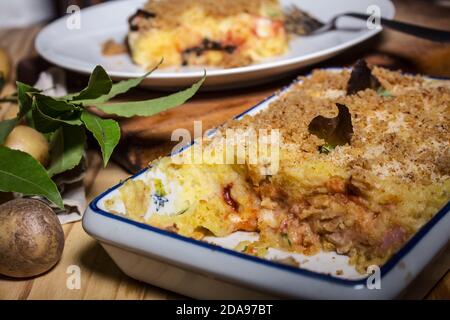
[4,125,50,167]
[0,199,64,278]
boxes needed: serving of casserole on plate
[35,0,395,89]
[83,62,450,299]
[128,0,288,69]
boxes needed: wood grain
[0,0,448,300]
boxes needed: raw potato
[4,125,50,166]
[0,48,11,81]
[0,199,64,278]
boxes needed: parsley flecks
[377,87,393,97]
[0,146,63,208]
[281,233,292,246]
[319,143,335,154]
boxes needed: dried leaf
[347,59,382,95]
[308,103,354,148]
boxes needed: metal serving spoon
[285,7,450,42]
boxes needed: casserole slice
[127,0,288,69]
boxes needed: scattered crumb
[336,269,344,276]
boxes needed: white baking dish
[83,72,450,299]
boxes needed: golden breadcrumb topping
[224,67,450,184]
[145,0,278,18]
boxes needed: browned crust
[223,67,450,184]
[145,0,276,18]
[135,0,281,30]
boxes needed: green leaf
[17,81,39,117]
[81,110,120,166]
[74,60,162,105]
[34,93,79,116]
[308,103,354,148]
[70,65,112,101]
[32,106,60,133]
[0,146,63,208]
[0,83,40,143]
[47,126,85,177]
[0,64,206,208]
[25,109,36,128]
[32,102,82,133]
[94,74,206,117]
[0,118,17,144]
[33,94,82,130]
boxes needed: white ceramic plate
[36,0,395,89]
[82,71,450,299]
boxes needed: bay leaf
[70,65,112,101]
[81,110,120,166]
[32,101,82,133]
[0,118,18,144]
[74,60,162,105]
[94,74,205,117]
[47,125,85,177]
[17,81,39,117]
[0,146,63,208]
[308,103,354,148]
[0,82,40,143]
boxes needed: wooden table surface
[0,0,449,299]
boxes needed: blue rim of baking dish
[88,69,450,287]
